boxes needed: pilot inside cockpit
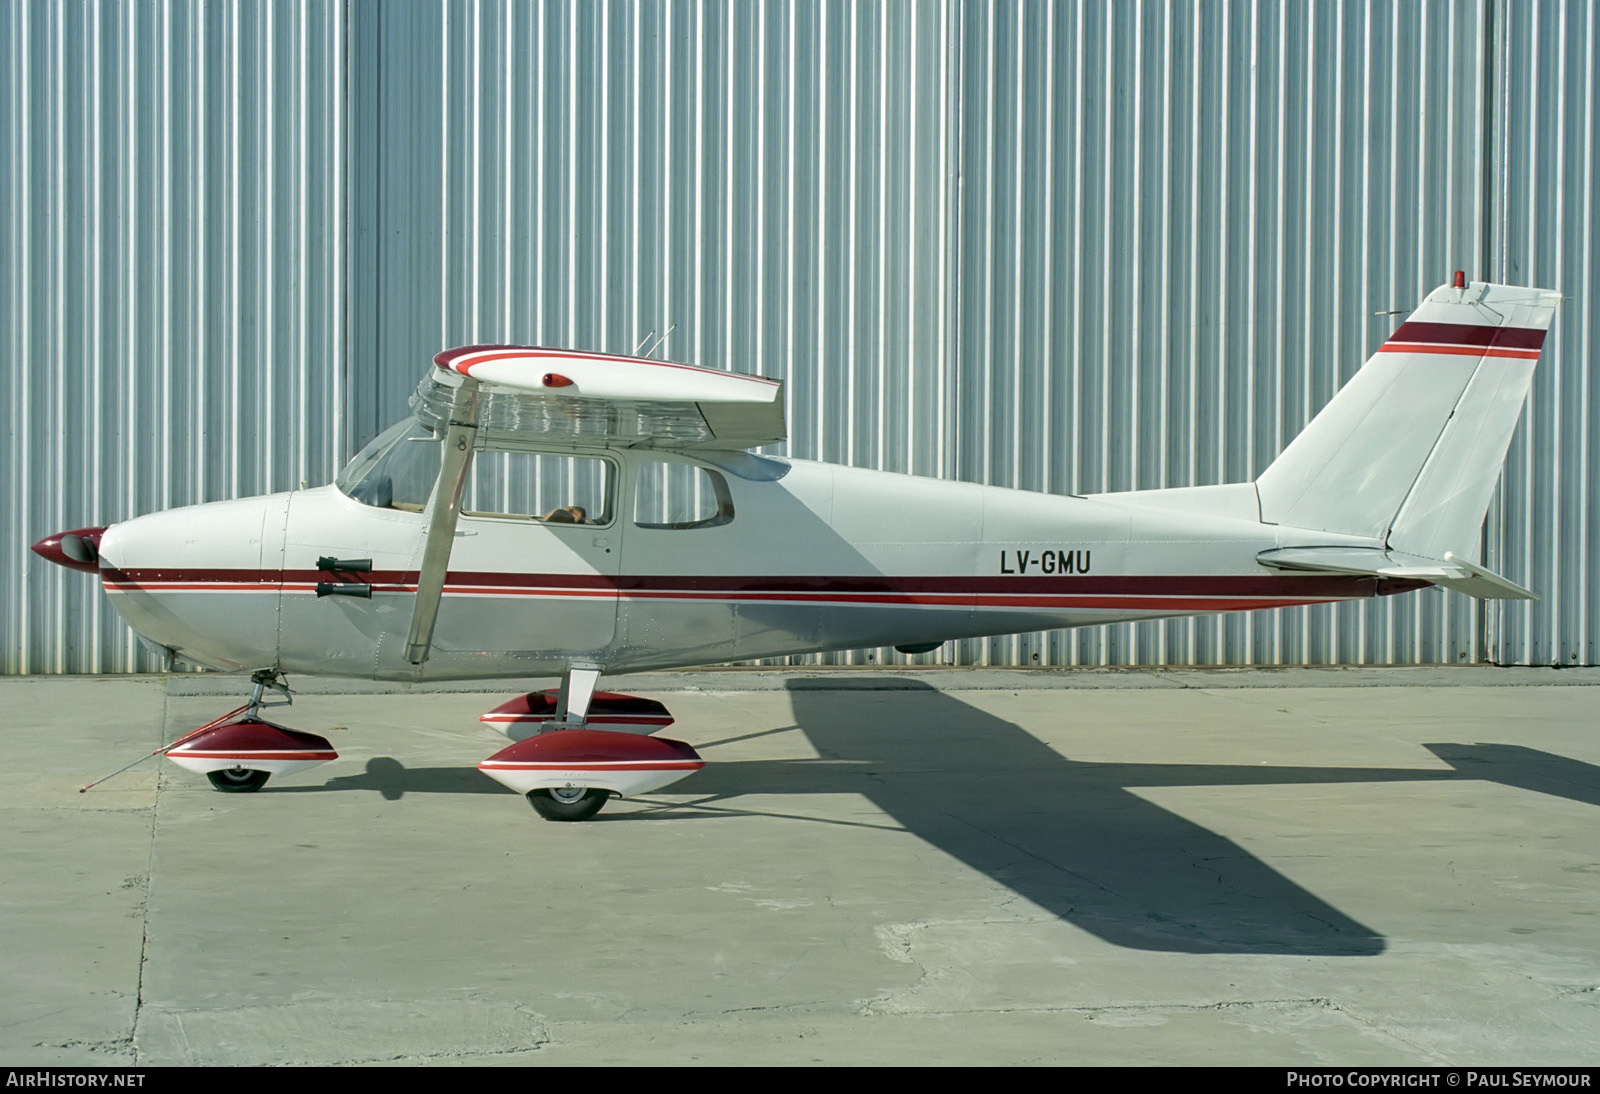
[539,506,588,524]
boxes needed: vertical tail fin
[1256,277,1560,563]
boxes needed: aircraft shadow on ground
[273,679,1600,957]
[674,678,1600,958]
[279,757,507,799]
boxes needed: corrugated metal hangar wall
[4,0,1595,673]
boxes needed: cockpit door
[406,446,622,675]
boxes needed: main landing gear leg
[552,664,601,729]
[528,664,610,820]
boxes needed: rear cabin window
[463,450,614,525]
[633,462,733,529]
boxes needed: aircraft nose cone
[31,527,108,574]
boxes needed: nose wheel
[206,767,271,793]
[527,786,609,822]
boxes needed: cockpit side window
[633,461,734,529]
[462,450,614,525]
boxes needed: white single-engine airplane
[35,274,1560,820]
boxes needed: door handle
[316,556,372,572]
[315,582,373,599]
[315,557,374,599]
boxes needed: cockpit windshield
[334,418,443,510]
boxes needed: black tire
[527,786,608,821]
[207,768,270,793]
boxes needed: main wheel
[527,786,608,821]
[207,767,270,793]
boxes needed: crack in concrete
[133,1003,556,1066]
[690,1001,838,1018]
[197,1039,555,1067]
[32,1036,136,1052]
[127,692,168,1067]
[864,996,1348,1019]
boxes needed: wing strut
[406,379,481,665]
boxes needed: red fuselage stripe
[100,567,1426,614]
[106,587,1339,612]
[101,568,1389,598]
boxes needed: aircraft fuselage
[95,450,1404,681]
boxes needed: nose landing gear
[163,670,339,792]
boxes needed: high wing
[417,345,786,451]
[405,345,787,664]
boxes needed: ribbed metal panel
[950,0,1503,668]
[2,0,346,672]
[1486,0,1598,667]
[349,0,964,666]
[352,0,1586,668]
[4,0,1594,672]
[351,0,961,475]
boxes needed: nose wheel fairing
[162,670,338,792]
[164,716,339,790]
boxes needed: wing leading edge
[417,345,786,451]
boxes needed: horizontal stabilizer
[1256,546,1538,601]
